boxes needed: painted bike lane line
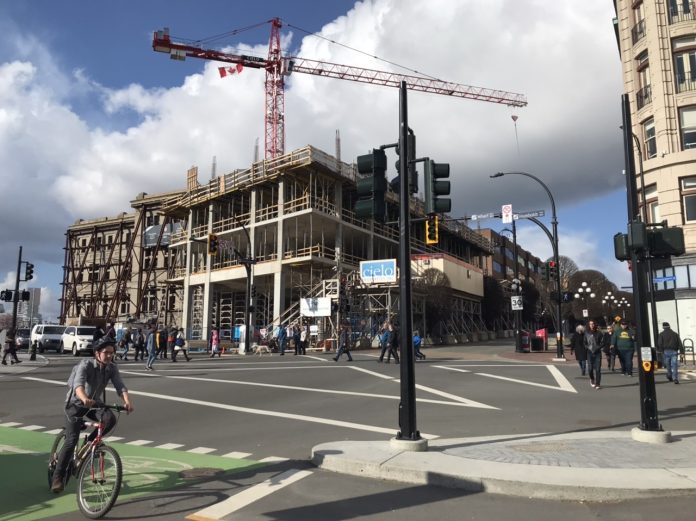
[0,426,262,521]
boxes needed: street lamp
[601,291,616,325]
[573,282,596,320]
[491,171,563,358]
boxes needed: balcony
[676,73,696,94]
[636,84,652,110]
[631,19,646,45]
[669,2,695,24]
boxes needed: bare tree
[413,268,452,338]
[546,255,579,291]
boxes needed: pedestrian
[299,322,309,355]
[386,322,400,364]
[603,325,616,372]
[118,327,131,361]
[134,328,145,361]
[167,326,177,359]
[585,320,605,389]
[377,321,390,362]
[50,337,134,493]
[1,329,21,365]
[657,322,682,384]
[172,327,191,362]
[92,324,105,345]
[413,330,426,360]
[277,323,287,355]
[145,324,158,371]
[210,327,221,357]
[156,326,168,359]
[104,322,116,340]
[611,320,636,377]
[571,324,587,376]
[333,323,353,362]
[29,339,37,361]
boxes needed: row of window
[653,264,696,290]
[642,176,696,223]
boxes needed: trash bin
[530,336,544,352]
[519,331,530,352]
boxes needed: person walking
[293,323,302,356]
[133,328,145,361]
[603,325,616,372]
[585,320,605,389]
[386,322,400,364]
[377,321,390,363]
[658,322,682,384]
[172,327,191,362]
[333,323,353,362]
[611,320,636,377]
[156,326,168,359]
[145,324,158,371]
[413,330,426,360]
[278,323,287,355]
[118,327,131,361]
[167,326,177,359]
[571,324,587,376]
[2,329,21,365]
[210,327,221,358]
[299,322,309,355]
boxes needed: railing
[669,3,695,24]
[676,73,696,94]
[191,224,208,238]
[212,212,251,234]
[636,84,652,110]
[284,194,312,214]
[256,205,279,222]
[631,19,646,45]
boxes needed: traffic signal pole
[11,246,22,333]
[395,81,422,447]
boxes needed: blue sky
[0,0,631,321]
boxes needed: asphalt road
[2,343,695,520]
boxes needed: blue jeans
[587,350,602,386]
[578,360,586,375]
[618,349,634,375]
[334,345,353,361]
[664,350,679,381]
[147,346,157,368]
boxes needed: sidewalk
[312,430,696,500]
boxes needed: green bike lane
[0,426,263,521]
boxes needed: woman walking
[172,328,191,362]
[210,327,221,358]
[572,324,587,376]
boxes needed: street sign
[471,212,495,221]
[360,259,397,285]
[653,276,676,283]
[511,296,523,310]
[501,204,513,224]
[582,309,589,318]
[514,210,545,220]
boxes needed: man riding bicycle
[51,337,134,493]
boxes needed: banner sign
[300,297,332,317]
[360,259,397,285]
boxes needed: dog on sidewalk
[254,343,272,356]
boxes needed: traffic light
[424,159,451,214]
[24,262,34,281]
[425,215,439,245]
[395,133,417,194]
[21,290,31,301]
[648,226,685,257]
[539,263,549,281]
[2,290,13,302]
[613,233,630,261]
[208,233,219,255]
[355,149,387,222]
[251,284,257,298]
[548,260,558,280]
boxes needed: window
[680,106,696,149]
[674,36,696,93]
[675,265,689,288]
[631,2,646,44]
[642,184,660,223]
[636,51,651,109]
[493,261,503,274]
[643,118,657,158]
[690,264,696,285]
[120,301,129,315]
[682,176,696,221]
[669,0,695,23]
[81,238,87,247]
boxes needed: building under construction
[60,145,494,344]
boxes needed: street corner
[0,353,48,375]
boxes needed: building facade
[614,0,696,342]
[16,288,41,328]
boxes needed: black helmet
[95,337,117,351]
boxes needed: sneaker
[51,476,64,494]
[667,376,673,382]
[674,380,680,385]
[595,386,601,390]
[332,358,338,362]
[1,361,6,365]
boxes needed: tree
[520,280,540,326]
[568,269,619,325]
[482,276,506,330]
[546,255,578,291]
[413,268,453,338]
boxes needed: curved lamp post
[491,171,563,358]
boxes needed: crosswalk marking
[155,443,185,450]
[126,439,153,446]
[45,429,63,435]
[258,456,288,463]
[188,447,216,454]
[19,425,44,431]
[222,451,252,459]
[104,436,124,442]
[0,422,22,428]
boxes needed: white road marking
[19,425,44,431]
[21,376,438,438]
[223,451,252,459]
[436,364,577,393]
[258,456,288,463]
[411,382,498,410]
[45,429,63,435]
[104,436,124,442]
[188,447,216,454]
[434,365,471,374]
[120,366,340,374]
[476,372,576,393]
[349,366,395,380]
[545,364,578,393]
[0,422,22,428]
[155,443,185,450]
[187,469,313,521]
[302,355,327,362]
[126,439,153,446]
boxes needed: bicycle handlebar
[91,402,128,413]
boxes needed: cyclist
[51,337,134,493]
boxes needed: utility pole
[11,246,22,333]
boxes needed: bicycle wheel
[76,445,122,519]
[47,431,66,489]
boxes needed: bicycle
[47,403,127,519]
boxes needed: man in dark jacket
[658,322,682,384]
[610,320,635,376]
[584,321,605,389]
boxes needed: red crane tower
[153,18,527,160]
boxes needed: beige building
[614,0,696,342]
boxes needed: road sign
[652,276,676,283]
[511,296,523,310]
[582,309,589,318]
[502,204,513,224]
[360,259,397,285]
[514,210,545,220]
[471,212,495,221]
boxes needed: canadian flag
[218,64,244,78]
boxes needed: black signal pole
[621,93,660,431]
[396,81,420,443]
[11,246,22,332]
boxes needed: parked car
[61,326,97,356]
[15,328,31,350]
[31,324,67,353]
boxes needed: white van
[31,324,67,354]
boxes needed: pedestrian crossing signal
[425,215,439,245]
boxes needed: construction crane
[153,18,527,160]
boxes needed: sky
[0,0,633,322]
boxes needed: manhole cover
[179,467,223,479]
